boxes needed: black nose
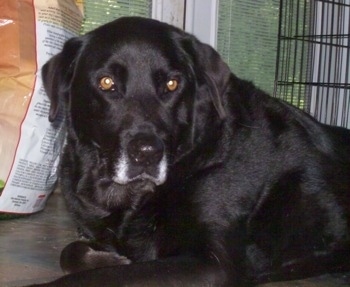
[127,134,164,166]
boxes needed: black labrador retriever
[32,17,350,286]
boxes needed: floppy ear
[42,37,83,122]
[172,34,233,163]
[182,37,232,120]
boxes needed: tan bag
[0,0,83,215]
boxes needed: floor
[0,192,349,287]
[0,192,77,287]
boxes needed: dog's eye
[166,79,178,92]
[99,77,115,91]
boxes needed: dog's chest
[95,206,186,261]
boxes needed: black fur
[33,17,350,286]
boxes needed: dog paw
[60,241,131,274]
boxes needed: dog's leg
[26,257,230,287]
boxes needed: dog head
[42,17,231,189]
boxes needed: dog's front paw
[60,241,131,274]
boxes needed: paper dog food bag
[0,0,83,215]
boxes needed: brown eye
[99,76,115,91]
[166,79,178,92]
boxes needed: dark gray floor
[0,192,349,287]
[0,192,77,286]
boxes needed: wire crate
[274,0,350,128]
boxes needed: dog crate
[274,0,350,128]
